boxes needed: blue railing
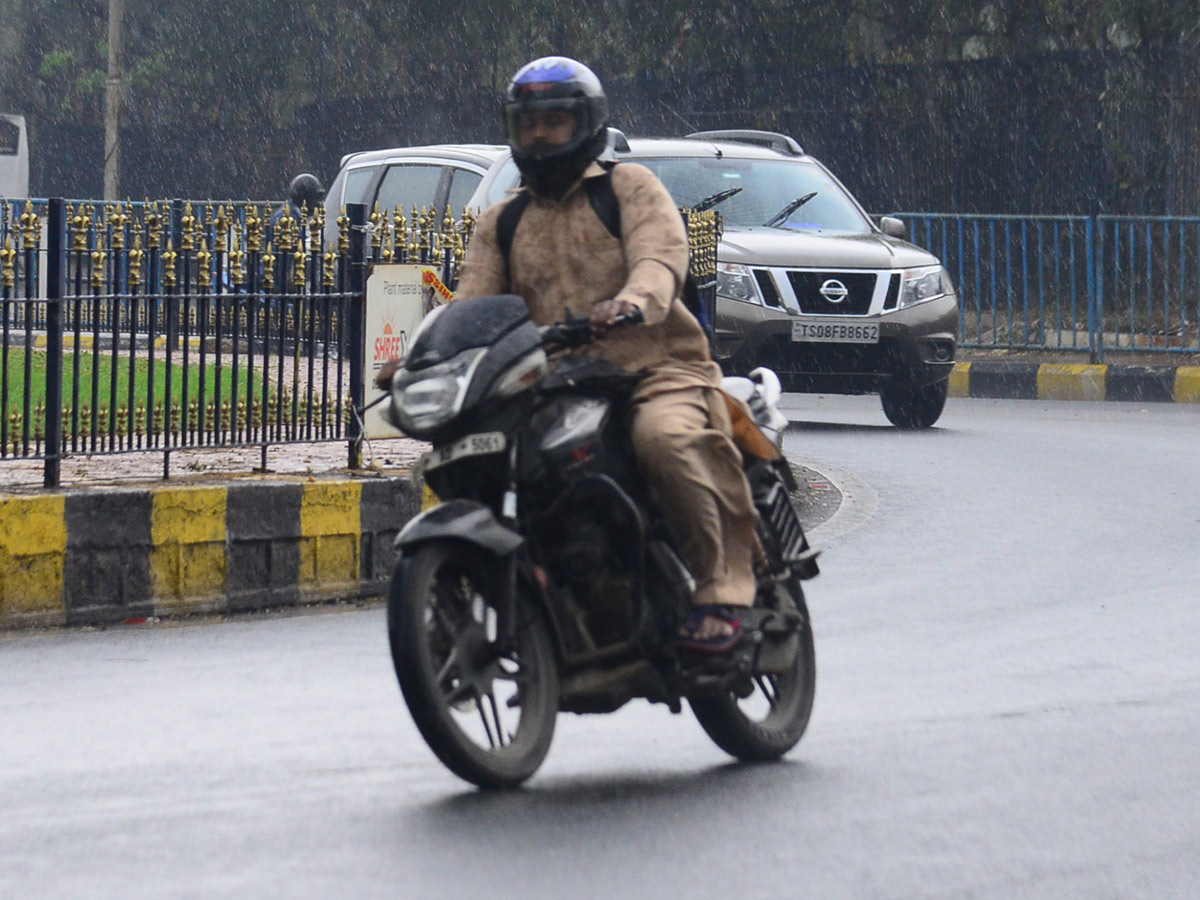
[898,213,1200,360]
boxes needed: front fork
[498,436,523,651]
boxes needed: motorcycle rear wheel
[388,541,559,789]
[689,580,816,761]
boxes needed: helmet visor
[504,97,591,161]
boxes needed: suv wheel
[880,378,949,429]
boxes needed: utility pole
[103,0,123,200]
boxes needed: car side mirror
[879,216,907,239]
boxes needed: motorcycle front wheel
[387,540,559,789]
[689,579,816,761]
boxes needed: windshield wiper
[763,191,818,228]
[691,186,743,213]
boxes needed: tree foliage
[1,0,1199,208]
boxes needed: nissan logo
[819,279,849,303]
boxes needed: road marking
[799,460,879,546]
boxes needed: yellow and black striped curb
[950,362,1200,403]
[0,476,421,629]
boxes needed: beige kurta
[455,161,757,608]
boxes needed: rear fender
[394,499,523,557]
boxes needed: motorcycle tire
[387,540,559,789]
[689,579,816,761]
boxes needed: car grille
[786,271,877,315]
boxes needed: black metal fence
[1,198,720,487]
[0,199,466,486]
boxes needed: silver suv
[471,130,959,428]
[325,130,959,428]
[322,143,507,246]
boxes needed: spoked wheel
[689,580,816,761]
[691,465,816,761]
[387,541,558,789]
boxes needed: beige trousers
[629,385,758,608]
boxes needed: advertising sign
[362,264,453,438]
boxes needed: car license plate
[422,432,505,472]
[791,318,879,343]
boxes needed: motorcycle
[379,294,819,788]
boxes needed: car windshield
[636,157,871,232]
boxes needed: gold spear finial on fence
[71,204,90,252]
[1,236,15,289]
[129,234,145,288]
[109,201,130,250]
[162,239,178,288]
[180,202,196,253]
[214,204,230,248]
[417,207,429,260]
[310,203,324,251]
[293,243,306,288]
[323,247,336,288]
[246,202,263,253]
[393,207,407,262]
[195,236,212,287]
[229,231,245,287]
[461,207,477,247]
[370,202,383,257]
[20,200,40,250]
[380,206,393,262]
[146,202,162,250]
[277,208,295,252]
[91,248,107,290]
[262,240,276,290]
[337,208,349,255]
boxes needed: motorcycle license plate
[791,318,879,343]
[422,432,506,472]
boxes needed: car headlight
[717,262,761,304]
[390,347,485,435]
[899,265,954,309]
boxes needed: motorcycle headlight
[390,347,485,435]
[717,262,761,304]
[899,265,954,309]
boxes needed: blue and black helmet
[503,56,609,164]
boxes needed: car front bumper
[716,293,960,394]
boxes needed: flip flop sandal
[675,605,745,654]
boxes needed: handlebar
[540,307,644,350]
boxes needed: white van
[0,114,30,199]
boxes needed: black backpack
[494,165,710,331]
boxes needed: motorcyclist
[374,58,758,649]
[456,56,764,651]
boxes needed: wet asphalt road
[2,395,1198,899]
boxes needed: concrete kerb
[950,360,1200,403]
[0,471,422,630]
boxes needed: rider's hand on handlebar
[590,299,641,335]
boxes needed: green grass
[1,347,267,416]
